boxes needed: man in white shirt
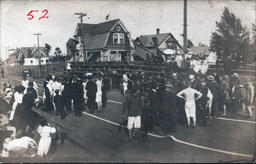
[52,77,62,95]
[21,76,29,94]
[177,82,202,127]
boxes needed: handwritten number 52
[27,9,49,20]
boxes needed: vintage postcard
[0,0,255,163]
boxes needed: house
[73,19,134,62]
[189,46,217,65]
[7,47,49,66]
[134,29,193,61]
[189,46,210,57]
[5,49,21,66]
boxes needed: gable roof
[19,47,47,59]
[138,33,169,47]
[189,46,210,56]
[75,19,130,50]
[76,19,120,36]
[84,33,109,50]
[137,33,182,49]
[134,42,154,60]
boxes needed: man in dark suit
[86,76,97,114]
[73,78,84,116]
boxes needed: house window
[113,33,119,44]
[30,60,33,64]
[166,41,176,49]
[119,33,124,44]
[113,33,125,44]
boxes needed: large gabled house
[7,47,49,66]
[73,19,134,62]
[133,29,193,61]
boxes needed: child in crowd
[37,118,56,157]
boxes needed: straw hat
[232,73,239,77]
[207,75,215,81]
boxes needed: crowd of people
[118,70,255,140]
[1,64,255,153]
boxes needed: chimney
[156,28,160,34]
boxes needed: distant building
[72,19,134,62]
[189,46,217,65]
[6,47,49,66]
[133,29,193,61]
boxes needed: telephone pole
[183,0,188,54]
[75,12,87,61]
[33,33,42,76]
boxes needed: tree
[45,43,51,56]
[210,7,251,65]
[198,42,208,47]
[66,38,79,58]
[248,24,256,63]
[54,47,63,63]
[54,47,62,56]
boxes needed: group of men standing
[120,70,255,140]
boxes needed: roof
[134,43,154,60]
[84,33,109,50]
[190,46,210,56]
[75,19,130,50]
[76,19,120,36]
[137,33,170,48]
[19,47,46,58]
[137,33,183,49]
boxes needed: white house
[24,57,50,66]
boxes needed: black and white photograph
[0,0,255,163]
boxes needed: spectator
[122,86,142,140]
[53,90,65,119]
[95,76,103,112]
[43,81,54,113]
[86,76,97,114]
[177,81,202,127]
[207,75,220,118]
[220,75,230,116]
[246,79,254,117]
[37,118,56,157]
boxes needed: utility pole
[183,0,188,54]
[75,12,87,62]
[33,33,42,76]
[5,46,9,61]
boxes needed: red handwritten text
[27,9,49,20]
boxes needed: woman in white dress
[96,77,103,112]
[9,86,24,121]
[82,78,88,104]
[37,119,56,157]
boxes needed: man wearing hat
[197,79,213,126]
[177,81,202,127]
[207,75,220,118]
[86,75,97,114]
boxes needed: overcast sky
[0,0,255,59]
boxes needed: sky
[0,0,255,60]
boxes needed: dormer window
[113,33,125,44]
[166,41,176,49]
[113,33,118,44]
